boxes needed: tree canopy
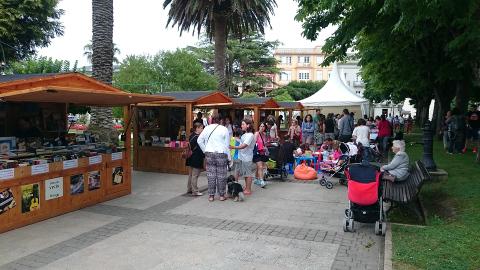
[114,49,217,93]
[269,80,326,101]
[6,56,77,74]
[163,0,277,92]
[191,32,280,96]
[296,0,480,127]
[0,0,64,63]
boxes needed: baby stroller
[318,142,351,189]
[343,162,386,236]
[265,144,288,180]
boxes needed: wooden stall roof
[232,97,280,109]
[139,91,233,107]
[0,73,173,106]
[276,101,304,110]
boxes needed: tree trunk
[89,0,117,143]
[214,14,227,93]
[455,80,470,114]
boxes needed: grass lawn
[390,132,480,270]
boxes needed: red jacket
[378,120,392,137]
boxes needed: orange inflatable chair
[294,163,318,181]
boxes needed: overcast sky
[38,0,336,67]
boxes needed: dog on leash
[226,175,244,202]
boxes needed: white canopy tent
[300,62,369,115]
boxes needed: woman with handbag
[185,122,204,196]
[253,122,269,188]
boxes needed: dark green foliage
[7,56,77,74]
[0,0,64,62]
[269,80,326,101]
[191,32,280,96]
[114,49,217,94]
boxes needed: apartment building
[273,46,365,96]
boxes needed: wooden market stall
[0,73,172,233]
[275,101,305,133]
[133,91,232,175]
[230,97,280,126]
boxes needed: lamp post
[422,120,437,171]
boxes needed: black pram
[265,143,288,180]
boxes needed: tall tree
[191,32,280,96]
[7,56,77,74]
[114,49,217,93]
[89,0,116,142]
[295,0,480,119]
[0,0,64,63]
[163,0,277,93]
[83,41,121,64]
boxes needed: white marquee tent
[300,62,369,115]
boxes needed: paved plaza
[0,171,384,270]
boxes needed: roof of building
[0,73,62,83]
[154,91,215,101]
[277,101,304,110]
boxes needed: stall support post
[124,105,132,190]
[254,107,260,126]
[186,103,192,134]
[132,106,138,168]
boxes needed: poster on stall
[0,188,16,215]
[45,177,63,200]
[70,174,84,195]
[21,183,40,213]
[88,171,101,191]
[112,167,123,185]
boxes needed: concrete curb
[384,223,393,270]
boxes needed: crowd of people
[442,106,480,154]
[184,109,419,201]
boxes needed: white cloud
[37,0,335,67]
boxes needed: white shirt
[197,124,230,159]
[239,132,255,162]
[225,124,233,137]
[352,125,370,146]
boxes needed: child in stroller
[265,143,289,180]
[343,162,386,236]
[317,141,350,189]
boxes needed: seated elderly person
[380,140,410,182]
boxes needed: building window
[316,70,323,81]
[281,56,292,64]
[328,71,332,78]
[316,56,323,66]
[280,71,292,81]
[298,56,310,64]
[298,71,310,80]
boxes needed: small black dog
[226,175,244,202]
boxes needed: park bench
[382,161,431,223]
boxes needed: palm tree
[163,0,277,94]
[83,41,121,64]
[89,0,117,142]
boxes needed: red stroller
[343,162,386,236]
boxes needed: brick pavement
[0,172,384,270]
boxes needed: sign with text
[0,168,14,180]
[89,155,102,165]
[45,177,63,200]
[111,152,123,161]
[63,159,78,170]
[31,164,49,175]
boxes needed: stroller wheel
[326,181,333,189]
[347,219,354,232]
[375,221,382,235]
[381,222,387,236]
[343,219,349,232]
[319,179,326,186]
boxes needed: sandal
[219,196,226,201]
[243,190,252,195]
[208,196,214,202]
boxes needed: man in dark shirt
[193,112,204,126]
[466,106,480,153]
